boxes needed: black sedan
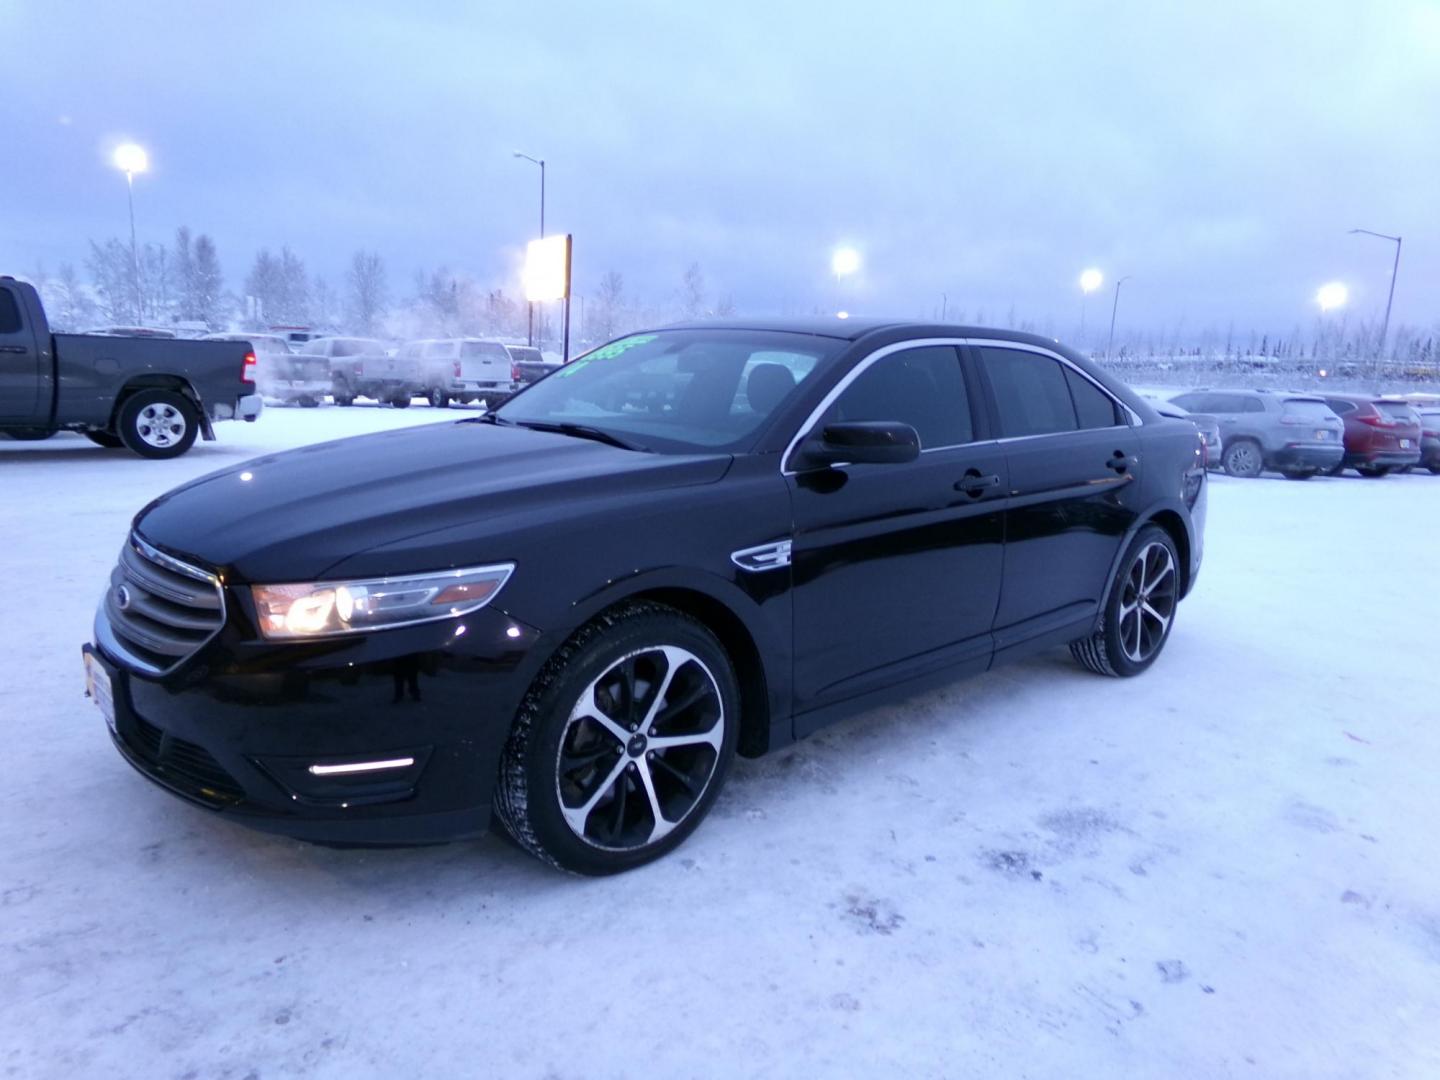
[85,320,1207,874]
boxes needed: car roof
[656,317,1070,350]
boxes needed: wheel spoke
[648,725,722,752]
[560,756,629,837]
[635,758,676,844]
[650,752,704,797]
[638,646,685,732]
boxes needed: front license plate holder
[83,647,116,733]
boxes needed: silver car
[1169,389,1344,479]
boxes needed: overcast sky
[5,0,1438,339]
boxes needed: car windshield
[494,329,837,452]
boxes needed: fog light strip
[307,757,416,776]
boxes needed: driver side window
[831,346,973,450]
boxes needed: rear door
[971,342,1143,650]
[0,282,45,423]
[788,343,1007,722]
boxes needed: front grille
[105,535,225,673]
[125,716,245,806]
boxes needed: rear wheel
[390,394,412,409]
[494,601,738,875]
[332,379,355,407]
[427,387,451,408]
[85,431,125,449]
[116,390,198,459]
[1222,440,1263,478]
[1071,526,1181,678]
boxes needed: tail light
[1357,413,1386,427]
[511,362,521,383]
[241,351,257,384]
[453,361,462,378]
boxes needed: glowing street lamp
[112,143,149,323]
[831,246,861,279]
[1316,282,1348,312]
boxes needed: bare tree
[275,247,310,324]
[244,249,281,326]
[594,270,624,340]
[681,262,705,319]
[86,239,136,323]
[311,276,339,330]
[713,294,736,318]
[174,227,197,320]
[347,250,388,335]
[192,235,225,329]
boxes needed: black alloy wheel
[1071,525,1181,678]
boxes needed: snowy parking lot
[4,405,1438,1079]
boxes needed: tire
[390,394,412,409]
[1430,466,1440,476]
[116,390,198,459]
[494,601,739,875]
[1356,465,1389,478]
[427,387,451,409]
[1326,463,1347,477]
[298,397,320,409]
[1281,469,1314,480]
[1221,440,1264,478]
[332,379,355,407]
[85,431,125,449]
[1070,525,1181,678]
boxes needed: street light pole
[1349,228,1402,358]
[514,151,546,348]
[113,143,149,324]
[1106,275,1132,361]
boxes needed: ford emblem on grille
[114,584,133,611]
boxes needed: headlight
[251,563,514,640]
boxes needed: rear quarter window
[0,288,22,334]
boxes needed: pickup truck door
[0,282,46,424]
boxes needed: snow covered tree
[42,263,99,330]
[244,249,281,326]
[681,262,705,319]
[192,235,225,329]
[86,238,138,323]
[274,247,310,324]
[174,227,197,320]
[594,270,624,341]
[346,250,388,335]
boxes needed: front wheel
[1222,440,1264,478]
[494,601,739,875]
[1071,525,1181,678]
[116,390,198,459]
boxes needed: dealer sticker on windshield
[84,651,116,732]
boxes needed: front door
[788,344,1007,722]
[0,284,43,423]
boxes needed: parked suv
[1169,389,1343,479]
[1144,397,1221,469]
[1319,394,1422,477]
[400,338,518,408]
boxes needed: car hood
[134,420,732,581]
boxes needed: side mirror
[795,420,921,469]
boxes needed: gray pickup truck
[0,276,262,458]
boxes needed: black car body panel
[90,320,1205,845]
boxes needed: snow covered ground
[3,405,1438,1079]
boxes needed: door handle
[1106,451,1136,474]
[0,345,29,354]
[954,470,1000,497]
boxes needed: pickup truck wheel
[298,396,320,408]
[332,379,355,407]
[117,390,198,459]
[85,431,125,449]
[427,387,451,408]
[390,394,413,409]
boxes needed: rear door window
[975,347,1077,438]
[1065,368,1121,429]
[834,346,974,449]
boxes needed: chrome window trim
[781,338,973,476]
[781,337,1141,475]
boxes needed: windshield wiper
[510,420,648,452]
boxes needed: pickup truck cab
[401,337,518,408]
[1,276,262,458]
[298,337,411,408]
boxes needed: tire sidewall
[1222,439,1263,478]
[117,390,198,459]
[507,608,740,875]
[1101,526,1180,677]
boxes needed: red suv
[1321,394,1423,477]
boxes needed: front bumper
[90,601,549,845]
